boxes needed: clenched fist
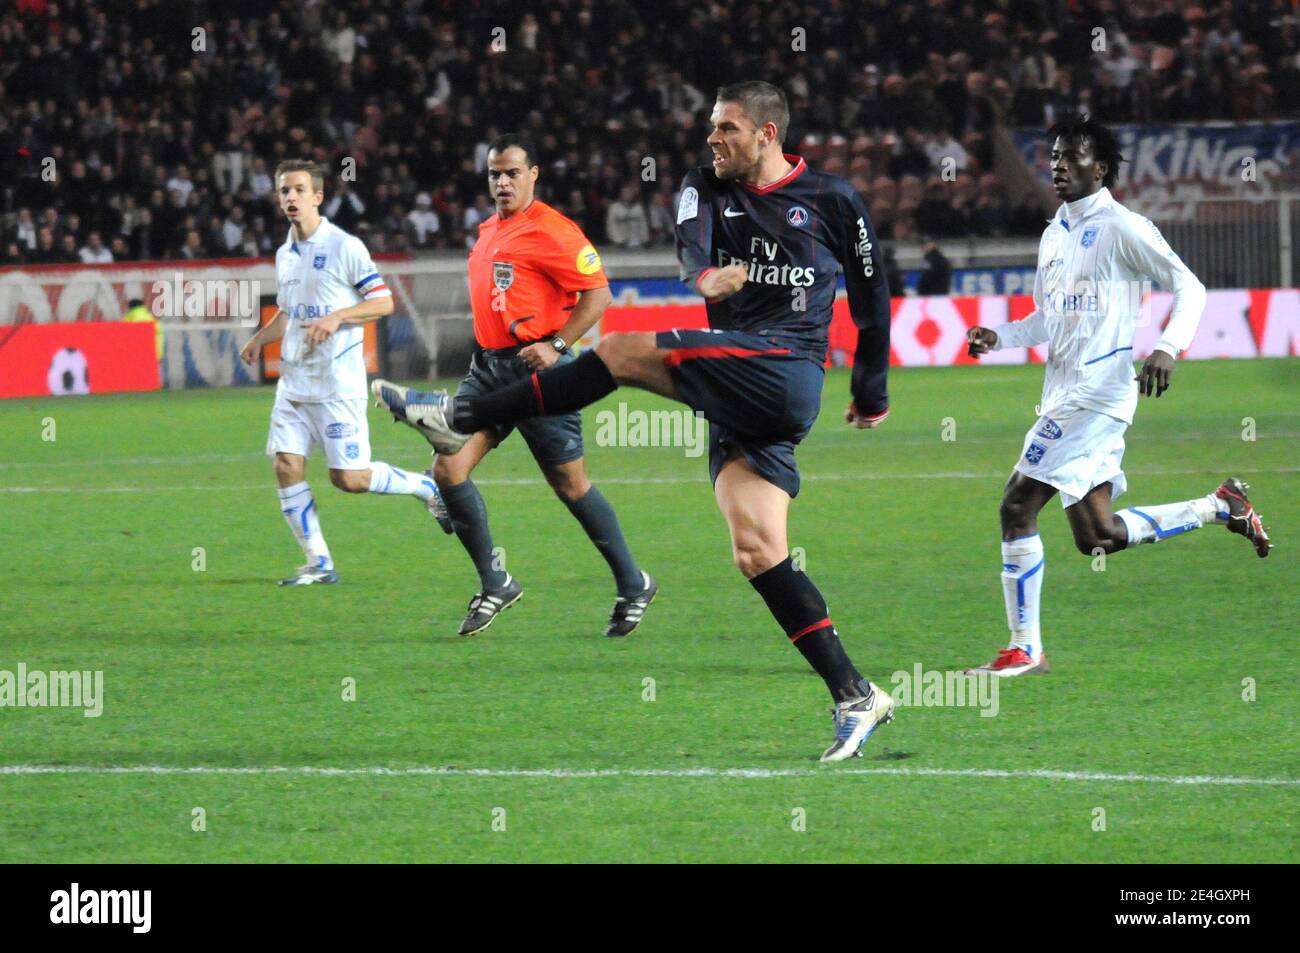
[697,263,749,302]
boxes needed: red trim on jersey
[664,345,792,367]
[531,371,545,415]
[364,283,390,296]
[742,155,807,195]
[789,617,833,643]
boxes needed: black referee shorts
[456,346,585,465]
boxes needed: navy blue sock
[565,486,643,597]
[440,479,508,591]
[749,557,866,703]
[454,349,617,432]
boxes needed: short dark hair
[1047,114,1124,189]
[487,133,539,168]
[716,80,790,145]
[274,159,325,192]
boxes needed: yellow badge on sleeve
[576,244,602,275]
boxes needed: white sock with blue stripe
[278,481,332,570]
[366,462,437,501]
[1001,535,1044,658]
[1115,494,1225,546]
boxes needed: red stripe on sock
[531,372,545,415]
[789,617,833,643]
[665,345,793,367]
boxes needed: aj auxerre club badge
[493,261,514,291]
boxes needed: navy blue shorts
[655,328,823,497]
[456,348,585,465]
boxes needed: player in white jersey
[240,160,450,586]
[963,116,1272,676]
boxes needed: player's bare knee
[1072,533,1100,556]
[594,334,629,379]
[329,469,369,493]
[544,465,589,503]
[731,535,781,578]
[274,455,302,485]
[1081,527,1123,555]
[432,454,468,488]
[595,333,651,383]
[733,548,778,579]
[560,478,591,504]
[999,496,1035,535]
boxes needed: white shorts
[266,394,372,470]
[1013,407,1128,508]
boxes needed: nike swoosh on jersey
[723,207,746,217]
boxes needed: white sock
[278,481,333,569]
[1115,494,1224,545]
[1001,535,1045,658]
[366,461,437,501]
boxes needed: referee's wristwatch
[548,336,569,355]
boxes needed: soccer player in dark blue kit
[377,81,895,761]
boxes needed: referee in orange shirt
[378,134,655,637]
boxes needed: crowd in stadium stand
[1,0,1297,264]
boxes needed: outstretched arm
[984,308,1049,349]
[974,248,1050,356]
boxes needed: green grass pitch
[1,358,1296,863]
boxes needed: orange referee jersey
[468,199,608,348]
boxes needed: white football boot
[278,564,340,586]
[820,682,895,762]
[371,379,470,455]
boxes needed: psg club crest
[313,254,327,270]
[1081,226,1099,248]
[786,205,810,227]
[493,261,514,291]
[1024,442,1048,465]
[1035,418,1063,440]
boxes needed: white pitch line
[3,431,1298,471]
[3,465,1298,494]
[0,764,1295,786]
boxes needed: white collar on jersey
[1058,187,1112,230]
[286,216,336,253]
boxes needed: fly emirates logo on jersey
[717,236,816,288]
